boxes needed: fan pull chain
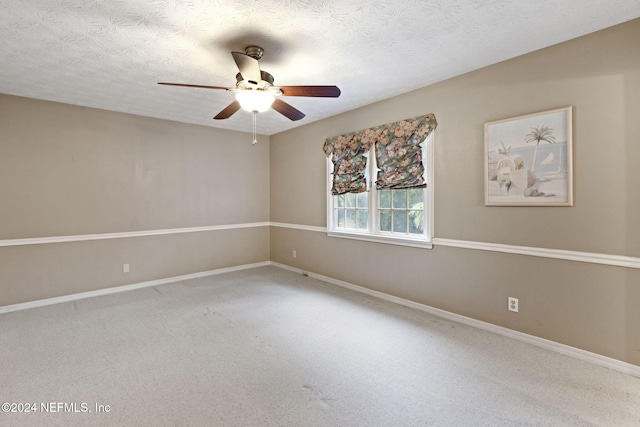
[252,111,258,145]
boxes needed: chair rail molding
[0,222,271,247]
[271,223,640,269]
[1,221,638,269]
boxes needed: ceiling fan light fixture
[235,90,275,113]
[159,46,339,123]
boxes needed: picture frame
[484,106,573,206]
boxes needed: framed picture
[484,106,573,206]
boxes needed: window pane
[409,188,424,234]
[408,188,423,207]
[346,209,356,228]
[379,190,391,208]
[392,210,407,233]
[345,193,356,208]
[408,210,424,234]
[336,195,345,208]
[379,210,391,232]
[392,190,407,208]
[336,209,345,228]
[357,210,368,230]
[356,192,368,208]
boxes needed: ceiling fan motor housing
[235,70,275,87]
[244,45,264,60]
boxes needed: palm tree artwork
[525,125,556,174]
[485,106,572,205]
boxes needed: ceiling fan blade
[271,98,305,121]
[158,82,229,90]
[231,52,262,85]
[214,100,241,120]
[277,85,341,97]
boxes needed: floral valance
[323,114,437,195]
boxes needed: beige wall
[0,95,270,305]
[269,20,640,366]
[1,20,638,368]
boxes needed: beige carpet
[1,266,639,426]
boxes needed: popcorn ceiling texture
[1,0,638,135]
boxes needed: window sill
[327,230,433,249]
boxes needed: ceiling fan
[158,45,341,122]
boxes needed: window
[324,115,436,248]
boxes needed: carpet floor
[1,266,639,426]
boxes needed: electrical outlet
[123,263,130,273]
[508,297,519,312]
[292,250,297,258]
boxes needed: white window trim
[326,133,434,249]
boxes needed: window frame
[326,132,434,249]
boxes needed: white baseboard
[0,261,270,315]
[270,262,640,379]
[3,260,638,378]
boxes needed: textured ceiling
[1,1,639,135]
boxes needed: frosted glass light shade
[235,90,275,113]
